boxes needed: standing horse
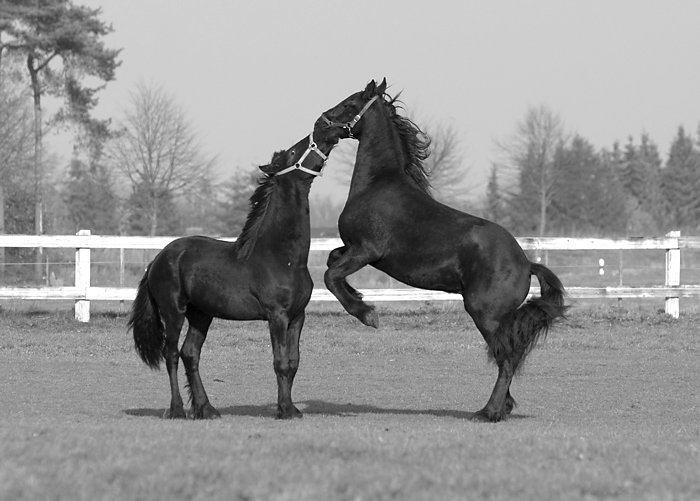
[318,79,569,422]
[128,126,342,419]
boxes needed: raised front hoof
[276,405,303,420]
[355,307,379,328]
[471,407,507,423]
[188,402,222,420]
[163,406,187,419]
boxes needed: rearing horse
[128,124,343,420]
[318,79,569,422]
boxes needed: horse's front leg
[324,245,379,328]
[181,309,220,419]
[326,246,346,267]
[269,311,303,419]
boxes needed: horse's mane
[382,92,433,196]
[236,150,285,260]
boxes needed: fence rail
[0,230,698,322]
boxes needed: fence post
[665,230,681,318]
[75,229,91,322]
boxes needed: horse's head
[317,78,387,140]
[260,133,330,178]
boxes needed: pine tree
[617,134,664,233]
[1,0,119,279]
[662,126,700,232]
[1,0,119,232]
[550,136,627,235]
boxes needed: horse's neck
[348,117,405,199]
[257,180,312,257]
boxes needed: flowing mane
[236,150,286,260]
[382,92,433,196]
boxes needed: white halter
[275,132,328,177]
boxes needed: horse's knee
[326,247,345,267]
[273,358,298,378]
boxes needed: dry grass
[0,303,699,500]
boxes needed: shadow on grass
[124,400,532,421]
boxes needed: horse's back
[148,236,265,320]
[148,235,312,321]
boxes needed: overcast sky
[79,0,700,201]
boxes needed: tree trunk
[28,55,44,283]
[149,195,158,236]
[539,184,547,237]
[536,169,548,263]
[0,184,4,282]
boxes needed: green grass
[0,304,699,500]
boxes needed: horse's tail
[127,269,165,369]
[492,262,569,372]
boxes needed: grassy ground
[0,303,699,500]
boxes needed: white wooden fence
[1,230,699,322]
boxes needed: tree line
[487,105,700,237]
[2,0,699,257]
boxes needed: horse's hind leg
[161,312,187,419]
[269,310,304,419]
[324,246,378,327]
[181,308,219,419]
[467,311,517,423]
[474,357,515,423]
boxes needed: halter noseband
[320,94,379,139]
[274,132,328,177]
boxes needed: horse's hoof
[163,407,187,419]
[505,396,517,415]
[277,405,303,420]
[361,308,379,328]
[202,405,221,420]
[471,407,505,423]
[190,403,221,420]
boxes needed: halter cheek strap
[321,94,379,138]
[275,132,328,177]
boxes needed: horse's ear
[260,149,287,175]
[259,163,275,175]
[362,79,377,99]
[377,78,387,96]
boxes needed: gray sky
[81,0,700,201]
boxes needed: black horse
[318,79,569,422]
[128,126,342,419]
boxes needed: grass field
[0,302,699,500]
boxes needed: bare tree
[421,120,471,206]
[109,82,217,236]
[497,105,567,236]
